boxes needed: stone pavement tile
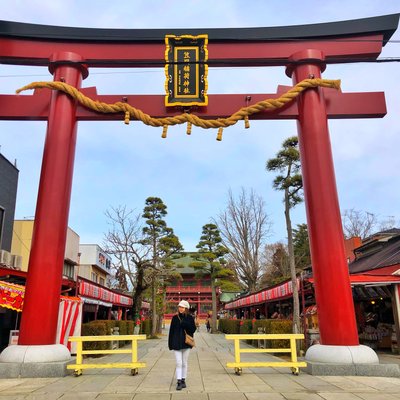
[245,394,286,400]
[248,367,284,375]
[257,375,305,392]
[102,374,146,393]
[24,394,63,400]
[18,378,59,387]
[171,393,208,400]
[209,393,246,400]
[202,373,239,392]
[196,354,218,362]
[34,376,89,393]
[135,373,173,393]
[291,375,344,392]
[133,394,171,400]
[317,393,364,400]
[200,362,226,373]
[234,385,275,393]
[0,379,63,396]
[0,379,27,392]
[353,393,400,400]
[280,393,325,400]
[67,375,118,393]
[0,386,37,395]
[55,393,99,400]
[230,373,275,392]
[0,378,62,395]
[346,376,400,393]
[319,376,379,392]
[96,394,134,400]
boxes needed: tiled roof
[349,235,400,274]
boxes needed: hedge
[218,319,295,350]
[218,319,241,334]
[81,321,110,351]
[141,319,152,337]
[251,319,293,349]
[80,319,151,351]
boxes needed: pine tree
[293,223,311,270]
[142,197,183,336]
[191,223,236,333]
[266,136,303,336]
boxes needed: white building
[78,244,111,287]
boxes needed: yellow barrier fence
[67,334,147,376]
[225,333,307,375]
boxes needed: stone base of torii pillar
[303,344,400,377]
[0,344,71,378]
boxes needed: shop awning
[308,274,400,285]
[225,279,299,310]
[79,280,132,306]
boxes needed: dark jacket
[168,312,196,350]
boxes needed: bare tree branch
[215,188,272,292]
[342,208,378,240]
[103,205,152,319]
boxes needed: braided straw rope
[16,78,340,140]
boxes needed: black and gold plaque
[165,34,208,107]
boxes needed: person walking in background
[168,300,196,391]
[190,306,200,331]
[206,312,211,332]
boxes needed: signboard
[165,34,208,107]
[9,330,19,345]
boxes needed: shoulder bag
[177,314,195,348]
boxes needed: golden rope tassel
[162,125,168,139]
[244,115,250,129]
[186,122,192,135]
[124,111,130,125]
[216,127,223,141]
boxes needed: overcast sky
[0,1,399,251]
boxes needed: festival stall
[0,280,82,352]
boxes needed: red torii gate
[0,14,398,362]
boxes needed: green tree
[293,223,311,270]
[191,223,235,333]
[266,136,303,335]
[142,197,183,336]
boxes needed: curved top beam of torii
[0,14,398,67]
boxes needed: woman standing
[168,300,196,391]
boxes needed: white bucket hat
[178,300,190,309]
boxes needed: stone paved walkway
[0,326,400,399]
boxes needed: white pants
[173,349,190,380]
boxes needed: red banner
[0,281,24,311]
[0,280,81,312]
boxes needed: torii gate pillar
[0,52,88,373]
[286,50,378,366]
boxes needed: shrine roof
[172,252,204,275]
